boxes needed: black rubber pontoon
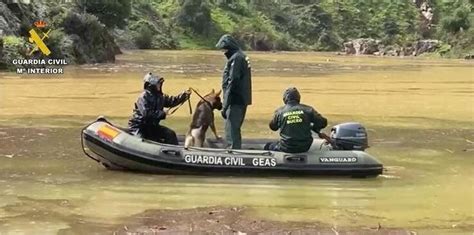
[81,118,383,177]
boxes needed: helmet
[283,87,301,104]
[143,72,164,90]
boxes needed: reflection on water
[0,50,473,234]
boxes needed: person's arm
[269,110,280,131]
[223,56,244,110]
[163,91,190,108]
[137,96,166,124]
[310,108,327,133]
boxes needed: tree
[134,25,153,49]
[441,5,471,34]
[289,4,333,44]
[175,0,213,35]
[75,0,132,28]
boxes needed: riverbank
[112,206,411,234]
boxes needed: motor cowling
[330,122,368,151]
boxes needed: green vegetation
[75,0,132,28]
[0,0,119,68]
[134,25,153,49]
[0,0,472,66]
[109,0,471,57]
[0,36,26,70]
[436,0,474,57]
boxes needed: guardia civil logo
[13,20,68,75]
[28,20,51,56]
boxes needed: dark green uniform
[267,87,327,153]
[216,34,252,149]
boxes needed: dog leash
[189,87,213,109]
[166,87,213,116]
[166,90,193,116]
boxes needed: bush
[60,11,118,63]
[46,29,75,63]
[75,0,132,28]
[175,0,213,35]
[0,36,27,70]
[441,6,471,34]
[211,7,237,33]
[134,25,153,49]
[232,13,281,51]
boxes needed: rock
[344,38,380,55]
[401,45,416,56]
[464,54,474,60]
[420,2,434,23]
[379,45,401,56]
[385,49,400,57]
[414,0,434,32]
[343,42,355,54]
[413,39,440,56]
[0,2,21,35]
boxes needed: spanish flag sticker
[97,124,120,141]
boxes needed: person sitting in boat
[264,87,328,153]
[128,72,191,145]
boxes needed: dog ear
[216,89,222,96]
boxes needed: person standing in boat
[265,87,328,153]
[128,72,191,145]
[216,34,252,149]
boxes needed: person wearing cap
[265,87,328,153]
[128,72,191,144]
[215,34,252,149]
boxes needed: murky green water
[0,50,473,234]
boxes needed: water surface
[0,50,473,234]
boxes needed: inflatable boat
[81,118,383,177]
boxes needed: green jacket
[216,34,252,109]
[269,88,327,153]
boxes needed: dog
[184,89,223,148]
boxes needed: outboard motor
[330,122,368,151]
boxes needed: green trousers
[225,105,247,149]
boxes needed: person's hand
[183,89,192,100]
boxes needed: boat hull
[81,120,384,177]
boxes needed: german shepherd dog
[184,89,223,148]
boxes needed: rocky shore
[343,38,443,57]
